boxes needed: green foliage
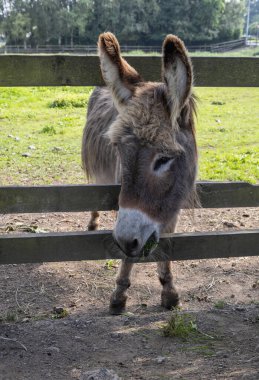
[214,300,225,309]
[0,0,249,46]
[218,0,246,41]
[40,126,57,135]
[48,94,88,108]
[104,259,119,270]
[162,310,198,339]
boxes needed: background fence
[0,38,246,55]
[0,55,258,265]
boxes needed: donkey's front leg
[157,215,179,309]
[110,261,134,315]
[88,211,100,231]
[157,261,179,309]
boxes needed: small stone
[21,152,31,157]
[80,368,121,380]
[110,332,122,340]
[22,317,30,323]
[242,213,250,218]
[28,145,36,150]
[8,134,14,138]
[46,346,60,353]
[154,356,166,364]
[15,137,20,141]
[235,306,246,312]
[71,368,81,378]
[215,119,221,123]
[223,221,236,228]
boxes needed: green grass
[214,300,226,309]
[0,86,258,185]
[197,87,259,183]
[162,310,198,339]
[0,86,92,185]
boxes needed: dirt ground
[0,208,259,380]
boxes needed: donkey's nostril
[132,239,138,249]
[116,237,140,256]
[124,238,139,255]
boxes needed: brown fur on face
[106,82,196,155]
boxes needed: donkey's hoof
[87,223,98,231]
[109,297,127,315]
[161,290,180,310]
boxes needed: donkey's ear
[162,35,193,124]
[98,32,142,111]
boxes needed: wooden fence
[0,55,259,265]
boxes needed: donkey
[82,32,197,314]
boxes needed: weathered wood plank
[0,182,258,214]
[0,56,258,87]
[0,184,120,214]
[0,230,258,265]
[197,182,259,208]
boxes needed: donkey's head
[98,32,197,258]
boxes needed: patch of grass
[52,307,69,319]
[214,300,225,309]
[162,310,198,339]
[40,126,57,135]
[104,259,119,270]
[0,310,18,323]
[48,94,88,108]
[196,87,259,184]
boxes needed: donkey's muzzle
[113,208,160,257]
[115,232,158,258]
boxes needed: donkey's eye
[153,156,174,172]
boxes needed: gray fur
[81,33,197,314]
[82,87,118,184]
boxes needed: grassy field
[0,86,258,185]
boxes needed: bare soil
[0,208,259,380]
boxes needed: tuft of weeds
[52,307,69,319]
[214,300,225,309]
[0,310,18,323]
[104,259,119,270]
[48,94,87,108]
[162,309,198,339]
[40,125,57,135]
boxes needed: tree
[0,0,252,46]
[152,0,225,43]
[218,0,246,41]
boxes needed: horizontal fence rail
[0,230,258,265]
[0,182,259,214]
[0,56,258,87]
[0,39,246,54]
